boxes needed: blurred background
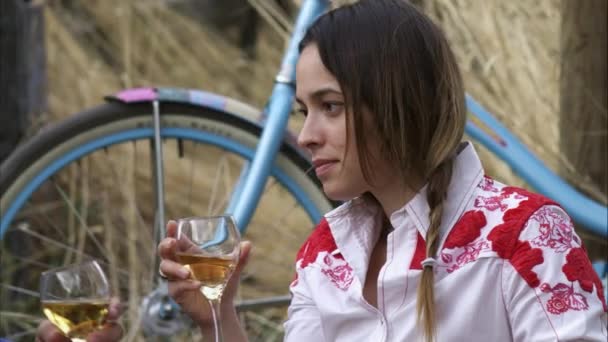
[1,0,606,341]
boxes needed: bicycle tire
[0,100,332,341]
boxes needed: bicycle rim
[0,102,332,341]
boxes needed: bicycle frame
[223,0,329,230]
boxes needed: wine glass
[39,260,111,342]
[176,215,241,342]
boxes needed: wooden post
[560,0,607,254]
[560,0,607,198]
[0,0,46,162]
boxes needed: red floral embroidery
[510,241,544,287]
[479,176,499,192]
[445,240,490,273]
[409,232,426,270]
[440,210,490,272]
[530,206,577,253]
[501,186,530,200]
[540,282,589,314]
[441,253,452,263]
[547,296,569,314]
[488,189,555,287]
[443,210,487,249]
[320,254,354,291]
[474,195,509,212]
[488,190,554,259]
[563,248,607,311]
[293,219,355,291]
[296,218,338,269]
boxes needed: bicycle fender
[105,87,302,149]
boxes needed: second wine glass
[40,260,110,342]
[175,215,241,342]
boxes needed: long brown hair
[300,1,466,340]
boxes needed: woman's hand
[36,297,123,342]
[158,220,252,330]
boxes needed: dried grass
[418,0,559,186]
[421,0,603,203]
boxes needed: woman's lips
[313,160,338,178]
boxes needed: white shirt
[284,142,607,341]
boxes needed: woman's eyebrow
[296,87,343,104]
[311,88,343,99]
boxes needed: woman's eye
[322,102,344,114]
[295,108,308,116]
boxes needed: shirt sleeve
[502,204,607,341]
[283,266,326,341]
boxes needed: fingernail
[178,267,190,279]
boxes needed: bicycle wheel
[0,101,332,341]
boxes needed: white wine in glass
[176,215,241,342]
[40,260,110,341]
[174,253,235,301]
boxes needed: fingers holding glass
[175,215,241,342]
[175,216,240,301]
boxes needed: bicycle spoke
[0,283,40,298]
[271,200,309,239]
[12,224,129,277]
[4,329,39,341]
[207,154,232,215]
[103,145,154,243]
[16,197,68,241]
[0,312,41,340]
[14,200,65,220]
[218,154,236,214]
[254,166,315,208]
[0,284,40,298]
[187,141,198,211]
[53,178,110,261]
[4,254,59,270]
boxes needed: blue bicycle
[1,0,605,340]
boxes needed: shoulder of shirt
[442,176,560,257]
[294,198,378,270]
[294,217,338,269]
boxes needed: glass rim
[176,214,242,242]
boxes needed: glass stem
[208,298,223,342]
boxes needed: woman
[162,1,607,341]
[39,0,607,341]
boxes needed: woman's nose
[297,115,321,150]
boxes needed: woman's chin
[322,184,357,202]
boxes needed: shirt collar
[392,141,484,241]
[324,141,484,280]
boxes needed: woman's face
[295,45,374,201]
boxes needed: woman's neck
[371,176,424,221]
